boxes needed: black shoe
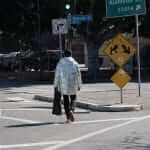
[68,111,75,122]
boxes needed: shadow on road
[5,121,66,128]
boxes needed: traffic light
[65,3,71,10]
[65,0,72,15]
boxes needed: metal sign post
[52,18,68,58]
[120,88,123,104]
[136,15,141,96]
[105,0,146,97]
[111,68,131,104]
[58,28,63,58]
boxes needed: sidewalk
[34,82,150,112]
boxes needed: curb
[76,101,143,112]
[33,95,143,112]
[34,95,53,102]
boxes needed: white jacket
[54,57,82,95]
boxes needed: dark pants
[63,95,76,119]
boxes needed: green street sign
[106,0,146,18]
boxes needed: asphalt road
[0,82,150,150]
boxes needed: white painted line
[23,100,33,103]
[7,97,25,101]
[0,113,138,125]
[11,102,45,105]
[5,96,43,103]
[43,115,150,150]
[0,108,51,112]
[3,101,46,104]
[0,108,88,113]
[0,116,40,124]
[0,141,65,149]
[0,111,142,126]
[73,117,138,125]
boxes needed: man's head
[64,50,72,57]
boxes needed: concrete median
[33,95,143,112]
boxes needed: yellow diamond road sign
[103,34,136,67]
[111,68,131,88]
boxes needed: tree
[0,0,65,52]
